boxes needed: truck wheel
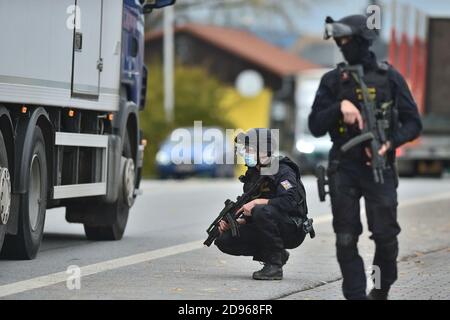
[1,127,47,260]
[83,131,133,241]
[0,131,11,252]
[397,160,417,177]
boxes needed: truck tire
[0,131,11,252]
[83,131,133,240]
[396,159,417,177]
[1,127,47,260]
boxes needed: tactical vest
[282,158,308,218]
[332,61,396,160]
[240,157,308,218]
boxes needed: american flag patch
[280,180,293,190]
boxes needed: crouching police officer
[215,128,314,280]
[309,15,422,299]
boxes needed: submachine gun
[317,64,388,202]
[203,176,271,247]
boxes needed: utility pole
[163,5,175,123]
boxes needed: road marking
[311,190,450,225]
[396,191,450,208]
[0,240,203,298]
[0,190,449,298]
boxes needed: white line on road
[311,190,450,224]
[1,190,449,298]
[0,240,203,298]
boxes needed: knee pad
[336,233,359,262]
[336,233,358,247]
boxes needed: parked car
[294,135,332,174]
[156,127,235,179]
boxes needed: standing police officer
[309,15,422,299]
[215,128,313,280]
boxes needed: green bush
[139,62,233,177]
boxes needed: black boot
[252,252,283,280]
[367,288,389,300]
[252,264,283,280]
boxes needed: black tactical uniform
[309,15,422,299]
[215,130,312,280]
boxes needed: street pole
[163,5,174,123]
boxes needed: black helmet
[324,15,379,44]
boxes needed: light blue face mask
[244,154,258,167]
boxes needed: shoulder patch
[280,180,293,190]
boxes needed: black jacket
[308,52,422,162]
[242,157,307,217]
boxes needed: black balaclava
[326,14,378,66]
[340,36,371,65]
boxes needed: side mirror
[143,0,176,14]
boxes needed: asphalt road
[0,176,449,299]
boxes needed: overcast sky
[299,0,450,39]
[182,0,450,40]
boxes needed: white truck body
[0,0,123,111]
[295,69,331,142]
[293,68,332,171]
[397,17,450,176]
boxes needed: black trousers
[329,163,400,300]
[215,204,305,263]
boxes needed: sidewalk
[284,197,450,300]
[283,247,450,300]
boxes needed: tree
[140,62,233,177]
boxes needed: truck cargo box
[423,18,450,133]
[0,0,123,111]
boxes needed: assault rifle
[340,64,388,184]
[203,176,270,247]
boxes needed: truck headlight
[156,151,171,165]
[296,140,315,154]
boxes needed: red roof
[145,23,318,76]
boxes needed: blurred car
[155,127,235,179]
[293,134,332,174]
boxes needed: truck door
[71,0,103,98]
